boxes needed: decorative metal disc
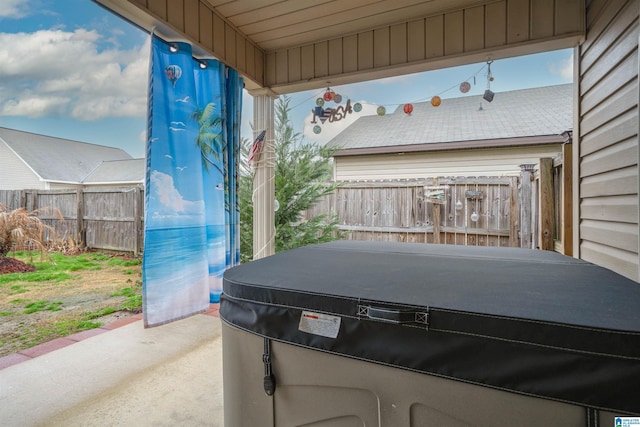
[353,102,362,112]
[333,94,342,103]
[459,81,471,93]
[313,125,322,134]
[316,98,325,106]
[377,106,386,116]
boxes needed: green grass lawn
[0,251,142,357]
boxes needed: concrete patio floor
[0,305,224,426]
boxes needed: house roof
[83,159,146,184]
[327,84,573,156]
[0,127,140,184]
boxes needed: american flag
[248,130,266,165]
[320,108,333,124]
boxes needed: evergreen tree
[239,96,342,262]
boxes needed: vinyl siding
[577,0,640,281]
[334,145,562,181]
[0,141,44,190]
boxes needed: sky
[0,0,573,159]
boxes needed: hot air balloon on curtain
[165,65,182,87]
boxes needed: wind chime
[483,60,495,103]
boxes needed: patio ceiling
[204,0,488,52]
[95,0,585,93]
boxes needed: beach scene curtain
[143,35,242,327]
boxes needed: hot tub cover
[221,240,640,414]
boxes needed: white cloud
[0,29,149,120]
[1,95,69,117]
[548,53,573,81]
[0,0,28,18]
[150,170,204,216]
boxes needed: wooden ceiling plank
[204,0,237,8]
[229,0,336,27]
[252,1,478,51]
[221,0,336,26]
[239,0,390,36]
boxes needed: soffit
[203,0,487,52]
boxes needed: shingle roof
[326,84,573,152]
[83,159,146,184]
[0,127,137,183]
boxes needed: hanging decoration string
[293,62,489,114]
[486,60,494,89]
[297,60,495,132]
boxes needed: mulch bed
[0,257,36,274]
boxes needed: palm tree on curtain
[193,102,232,214]
[192,102,226,177]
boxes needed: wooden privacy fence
[1,156,569,254]
[0,187,144,254]
[305,176,520,247]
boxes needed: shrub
[0,204,62,259]
[239,96,343,263]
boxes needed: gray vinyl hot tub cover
[221,240,640,414]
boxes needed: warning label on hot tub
[298,311,341,339]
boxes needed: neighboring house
[0,127,144,190]
[326,84,572,181]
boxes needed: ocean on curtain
[143,35,242,327]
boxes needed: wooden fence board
[0,190,22,209]
[0,187,144,254]
[305,177,520,247]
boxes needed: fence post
[134,186,143,255]
[23,190,37,211]
[538,158,554,251]
[519,164,535,249]
[562,143,573,256]
[76,189,85,248]
[432,203,441,244]
[508,176,519,247]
